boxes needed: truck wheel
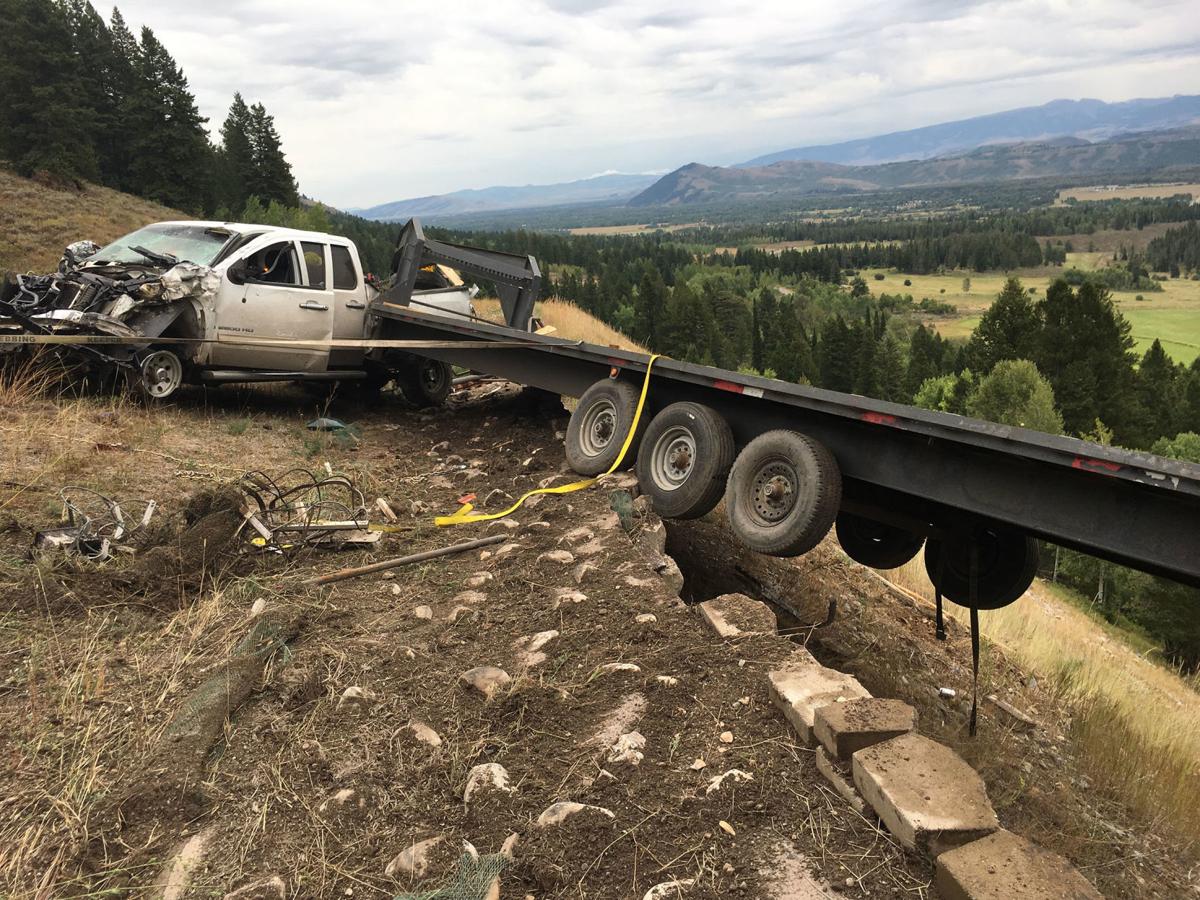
[138,348,184,400]
[924,527,1039,609]
[636,402,734,519]
[399,358,451,407]
[835,511,924,570]
[726,430,841,557]
[565,379,644,475]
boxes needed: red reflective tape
[1072,458,1122,475]
[712,380,744,394]
[862,412,897,425]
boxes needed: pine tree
[818,316,856,392]
[61,0,127,185]
[0,0,98,180]
[1136,339,1182,443]
[662,283,717,365]
[634,263,668,351]
[963,277,1041,373]
[247,102,299,206]
[906,325,948,400]
[123,26,213,210]
[216,93,255,211]
[1035,280,1140,442]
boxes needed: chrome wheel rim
[579,399,618,458]
[142,351,182,399]
[650,425,696,492]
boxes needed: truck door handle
[298,300,328,311]
[345,301,366,309]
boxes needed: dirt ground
[0,379,1194,898]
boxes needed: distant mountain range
[355,95,1200,221]
[354,172,659,222]
[738,95,1200,167]
[630,126,1200,206]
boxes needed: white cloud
[111,0,1200,207]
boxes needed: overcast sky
[113,0,1200,208]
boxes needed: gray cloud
[109,0,1200,207]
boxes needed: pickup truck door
[212,239,333,372]
[329,243,368,369]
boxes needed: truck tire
[399,358,451,407]
[636,402,734,520]
[565,379,644,475]
[835,511,925,570]
[924,528,1039,609]
[725,430,841,557]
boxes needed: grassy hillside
[0,166,185,273]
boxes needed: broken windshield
[91,224,233,267]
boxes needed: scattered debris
[239,469,384,552]
[34,486,156,560]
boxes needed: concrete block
[852,732,997,854]
[767,663,871,744]
[698,593,777,638]
[814,746,865,814]
[935,829,1103,900]
[814,697,917,759]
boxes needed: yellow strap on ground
[435,355,661,526]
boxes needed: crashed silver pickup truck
[0,220,482,404]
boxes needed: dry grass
[0,165,184,272]
[475,296,647,352]
[881,558,1200,851]
[1054,183,1200,204]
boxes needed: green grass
[863,253,1200,363]
[1121,308,1200,365]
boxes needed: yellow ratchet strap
[435,355,661,526]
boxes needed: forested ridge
[0,0,299,214]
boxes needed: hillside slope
[740,94,1200,167]
[634,126,1200,206]
[0,166,185,272]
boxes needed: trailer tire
[924,528,1039,609]
[835,511,924,570]
[399,358,452,407]
[726,430,841,557]
[566,379,645,475]
[636,402,734,519]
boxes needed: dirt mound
[9,484,245,614]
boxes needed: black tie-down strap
[933,540,982,737]
[968,542,981,737]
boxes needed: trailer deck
[374,301,1200,590]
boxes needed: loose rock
[536,801,615,827]
[460,666,512,699]
[463,763,513,804]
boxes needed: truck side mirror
[228,259,248,285]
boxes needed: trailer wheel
[636,402,734,519]
[138,348,184,400]
[835,511,925,570]
[924,528,1039,609]
[399,358,451,407]
[726,430,841,557]
[565,379,644,475]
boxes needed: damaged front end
[1,225,226,396]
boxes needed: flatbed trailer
[372,299,1200,606]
